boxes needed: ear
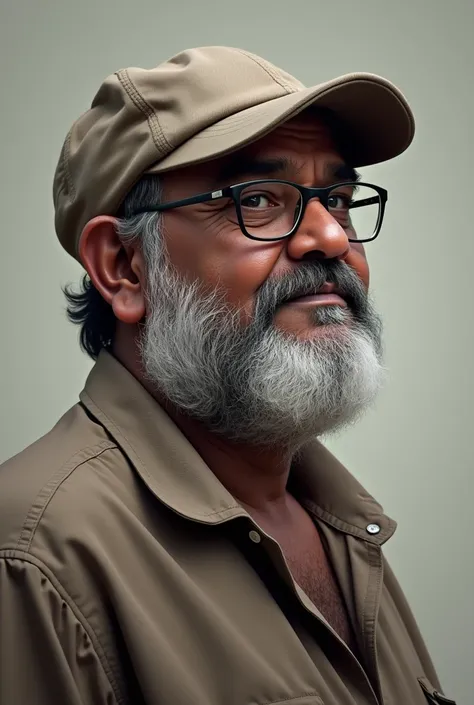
[78,216,146,324]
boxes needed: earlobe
[78,215,147,324]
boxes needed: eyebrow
[333,163,361,183]
[213,156,361,187]
[215,157,293,185]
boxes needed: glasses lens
[239,182,302,239]
[328,184,381,242]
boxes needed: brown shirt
[0,352,452,705]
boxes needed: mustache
[254,260,369,322]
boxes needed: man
[0,46,452,704]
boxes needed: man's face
[139,112,384,451]
[160,112,371,339]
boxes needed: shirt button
[366,523,381,535]
[249,530,262,544]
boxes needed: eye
[240,193,275,209]
[328,193,352,210]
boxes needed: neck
[165,394,291,513]
[164,401,293,512]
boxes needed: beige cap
[53,46,415,261]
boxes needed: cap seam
[235,49,297,94]
[115,69,171,155]
[196,112,265,134]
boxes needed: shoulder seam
[15,440,118,553]
[0,550,125,704]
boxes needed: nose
[286,198,350,261]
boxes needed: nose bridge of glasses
[299,184,331,218]
[293,189,349,251]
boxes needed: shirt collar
[80,351,395,545]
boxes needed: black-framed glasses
[130,179,388,244]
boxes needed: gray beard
[139,253,384,454]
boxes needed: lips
[284,282,347,306]
[289,292,347,305]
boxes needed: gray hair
[116,175,163,262]
[64,175,163,360]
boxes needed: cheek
[228,243,281,287]
[346,243,370,289]
[161,212,228,283]
[221,245,283,324]
[162,213,283,310]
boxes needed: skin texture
[79,112,370,517]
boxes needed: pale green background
[1,1,472,702]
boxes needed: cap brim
[147,72,414,175]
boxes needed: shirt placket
[315,518,387,705]
[358,541,385,704]
[249,520,384,705]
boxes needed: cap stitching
[195,117,265,137]
[196,114,263,134]
[116,69,171,155]
[194,108,278,138]
[116,69,169,153]
[236,49,295,92]
[235,49,298,94]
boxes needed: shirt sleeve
[0,555,119,705]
